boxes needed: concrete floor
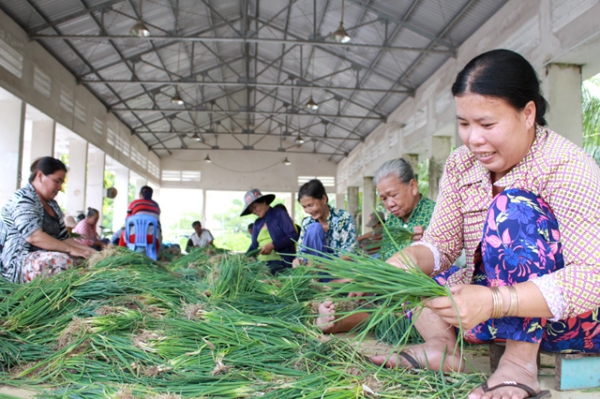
[1,341,598,398]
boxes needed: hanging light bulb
[204,154,212,163]
[130,1,150,37]
[332,23,351,44]
[305,95,319,111]
[192,132,202,142]
[130,20,150,37]
[171,90,184,105]
[295,134,305,145]
[331,0,351,43]
[283,157,291,166]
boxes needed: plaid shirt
[421,125,600,320]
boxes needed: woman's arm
[64,237,96,252]
[26,230,93,258]
[270,209,299,251]
[386,244,436,275]
[539,153,600,319]
[426,281,553,330]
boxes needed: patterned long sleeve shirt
[420,125,600,320]
[0,183,68,283]
[297,206,357,256]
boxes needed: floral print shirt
[380,195,436,261]
[0,183,68,283]
[420,125,600,320]
[298,206,357,256]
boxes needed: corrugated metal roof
[0,0,509,162]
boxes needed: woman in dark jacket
[241,189,298,274]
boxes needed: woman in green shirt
[317,158,436,333]
[376,158,436,261]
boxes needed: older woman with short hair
[374,158,436,260]
[316,159,435,333]
[0,157,94,283]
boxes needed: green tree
[212,198,256,251]
[583,75,600,166]
[128,183,136,203]
[164,211,204,249]
[418,159,429,197]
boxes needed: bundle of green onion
[0,247,481,398]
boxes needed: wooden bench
[489,343,600,391]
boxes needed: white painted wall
[160,149,338,193]
[0,9,157,184]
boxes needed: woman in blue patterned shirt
[293,179,357,271]
[0,157,94,283]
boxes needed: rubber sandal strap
[398,351,421,370]
[481,381,550,398]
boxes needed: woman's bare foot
[315,301,336,333]
[370,337,465,372]
[468,342,540,399]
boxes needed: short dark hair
[298,179,328,202]
[86,207,99,218]
[29,157,67,183]
[451,49,548,126]
[247,223,254,230]
[140,185,153,200]
[192,221,201,228]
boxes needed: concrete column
[428,136,451,201]
[86,148,105,228]
[202,189,207,226]
[0,99,25,205]
[335,193,345,210]
[347,186,359,220]
[31,120,55,161]
[289,192,295,222]
[131,174,147,199]
[112,165,130,232]
[362,176,376,234]
[402,153,420,180]
[21,119,55,188]
[66,140,88,217]
[543,63,583,147]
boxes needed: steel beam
[81,79,410,94]
[149,146,346,156]
[114,108,383,120]
[30,0,125,33]
[31,34,455,54]
[77,18,243,78]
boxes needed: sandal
[398,351,422,370]
[481,381,551,399]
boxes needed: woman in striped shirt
[0,157,94,283]
[373,50,600,399]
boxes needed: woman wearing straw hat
[241,189,298,274]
